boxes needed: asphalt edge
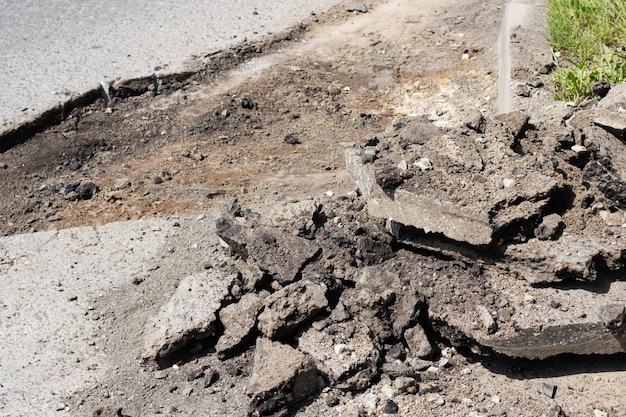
[0,23,311,154]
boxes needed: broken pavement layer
[257,279,329,340]
[345,121,560,246]
[247,338,319,416]
[216,215,322,285]
[505,234,625,284]
[361,256,626,360]
[142,270,236,360]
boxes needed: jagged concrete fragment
[216,217,321,284]
[298,320,380,387]
[496,110,530,140]
[142,270,236,360]
[594,109,626,140]
[257,279,328,340]
[216,292,264,353]
[347,147,490,245]
[340,260,426,344]
[248,338,318,416]
[346,147,558,245]
[360,255,626,360]
[464,109,485,133]
[267,198,320,228]
[475,305,497,335]
[341,287,395,342]
[504,234,625,283]
[534,213,563,240]
[403,323,435,359]
[599,83,626,111]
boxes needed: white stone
[503,178,516,188]
[414,157,433,171]
[363,393,379,409]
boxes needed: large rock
[594,108,626,140]
[419,254,626,359]
[142,270,235,360]
[345,144,559,246]
[257,279,328,340]
[216,217,321,284]
[247,338,318,416]
[298,320,380,388]
[216,292,264,353]
[504,234,625,283]
[403,323,435,359]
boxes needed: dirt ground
[1,0,625,416]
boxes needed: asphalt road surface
[0,0,343,130]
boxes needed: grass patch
[547,0,626,101]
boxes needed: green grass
[547,0,626,101]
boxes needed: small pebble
[381,384,396,398]
[325,393,339,407]
[393,376,417,394]
[154,370,168,379]
[503,178,516,188]
[523,294,536,304]
[334,344,350,355]
[426,365,439,374]
[541,382,557,399]
[363,393,378,409]
[515,84,531,97]
[415,157,433,171]
[382,399,399,414]
[187,369,204,381]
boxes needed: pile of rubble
[140,86,626,416]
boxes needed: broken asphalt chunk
[594,109,626,140]
[247,338,319,416]
[504,234,625,284]
[216,292,264,354]
[142,270,236,360]
[346,147,558,245]
[216,216,321,284]
[298,320,380,388]
[257,279,328,340]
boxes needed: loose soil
[1,0,625,416]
